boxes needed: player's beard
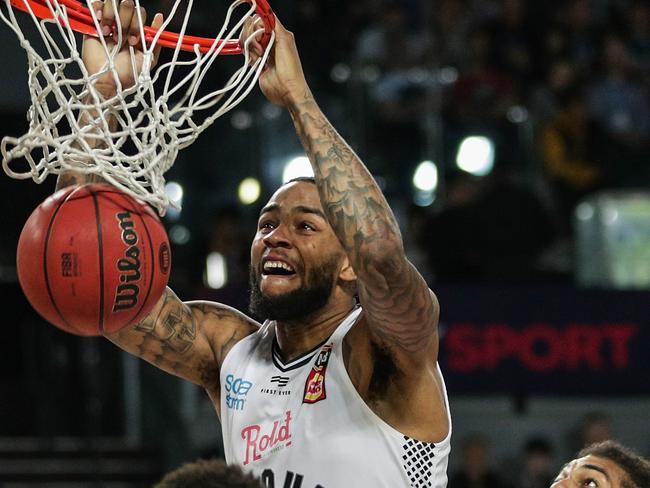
[248,256,339,321]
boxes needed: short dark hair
[154,458,261,488]
[578,441,650,488]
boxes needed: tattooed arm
[106,289,258,390]
[52,4,259,391]
[298,106,439,359]
[252,20,439,363]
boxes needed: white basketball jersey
[220,307,452,488]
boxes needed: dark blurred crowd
[324,0,650,284]
[185,0,649,286]
[147,0,650,288]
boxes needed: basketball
[16,184,171,336]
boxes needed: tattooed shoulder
[136,296,197,355]
[106,290,258,388]
[193,302,260,364]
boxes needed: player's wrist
[284,85,315,113]
[93,82,118,98]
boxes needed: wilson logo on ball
[113,211,142,312]
[18,184,170,336]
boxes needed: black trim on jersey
[271,336,328,372]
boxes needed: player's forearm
[55,172,106,191]
[105,286,206,384]
[55,89,116,191]
[287,94,404,264]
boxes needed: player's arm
[292,97,439,363]
[105,289,258,389]
[54,1,259,389]
[250,20,439,364]
[56,0,159,191]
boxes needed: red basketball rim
[9,0,275,54]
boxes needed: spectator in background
[586,33,650,185]
[566,411,614,456]
[539,83,605,234]
[579,412,613,449]
[556,0,602,72]
[516,437,555,488]
[434,0,474,68]
[155,458,261,487]
[447,24,516,128]
[355,1,433,184]
[423,163,554,282]
[488,0,534,87]
[530,59,579,124]
[625,0,650,78]
[551,440,650,488]
[354,0,427,68]
[450,434,511,488]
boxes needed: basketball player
[55,2,451,486]
[551,440,650,488]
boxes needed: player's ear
[338,255,357,282]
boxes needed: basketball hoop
[0,0,275,213]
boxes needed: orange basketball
[17,184,171,336]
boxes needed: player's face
[249,181,347,320]
[550,455,628,488]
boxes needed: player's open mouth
[262,261,296,276]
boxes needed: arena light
[238,177,261,205]
[414,191,436,207]
[575,202,595,221]
[231,110,253,130]
[331,63,351,83]
[204,252,228,289]
[413,161,438,192]
[282,156,314,183]
[169,225,191,245]
[165,181,184,206]
[456,136,495,176]
[164,181,184,220]
[604,208,619,225]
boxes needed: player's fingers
[151,13,164,66]
[90,0,103,23]
[242,17,254,40]
[116,0,135,44]
[242,16,263,58]
[100,0,116,38]
[240,17,252,47]
[86,0,103,42]
[128,6,145,47]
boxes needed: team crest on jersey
[303,343,333,404]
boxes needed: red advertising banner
[437,285,649,395]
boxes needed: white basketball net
[0,0,274,213]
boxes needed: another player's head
[154,458,261,487]
[551,440,650,488]
[249,177,357,321]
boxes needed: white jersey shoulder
[220,306,451,488]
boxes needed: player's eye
[300,222,315,231]
[259,221,275,231]
[582,479,598,487]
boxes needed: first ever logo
[225,374,253,411]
